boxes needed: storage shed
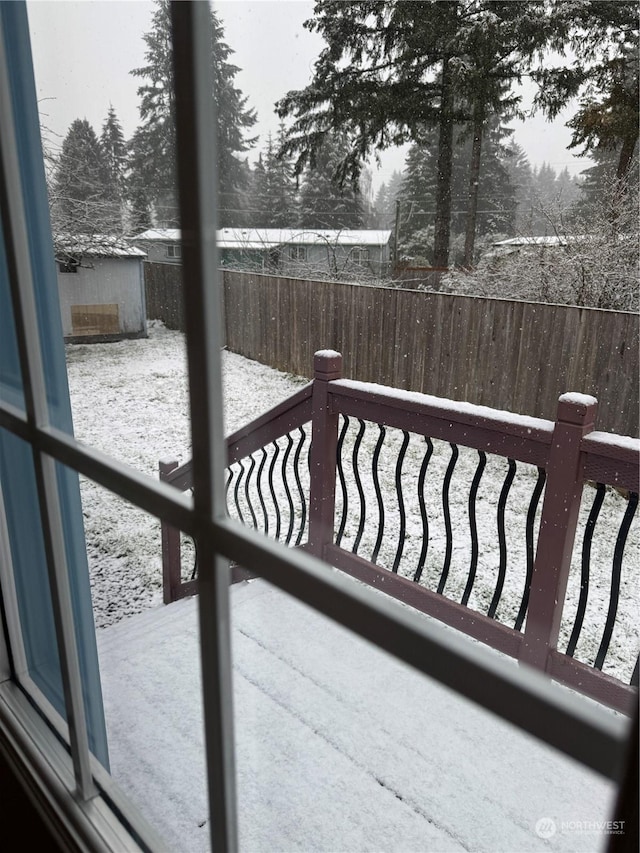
[55,236,148,342]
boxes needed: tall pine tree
[100,105,127,229]
[397,120,517,265]
[129,0,256,228]
[251,129,297,227]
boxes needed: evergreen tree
[100,106,126,201]
[534,2,639,184]
[129,0,256,227]
[575,145,639,216]
[555,168,580,207]
[100,105,127,228]
[373,182,389,229]
[260,128,297,227]
[504,143,535,232]
[397,119,517,264]
[373,170,403,230]
[397,139,438,262]
[297,133,364,229]
[251,153,269,226]
[52,118,114,235]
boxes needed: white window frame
[166,243,182,259]
[351,246,370,264]
[288,245,306,262]
[0,4,632,852]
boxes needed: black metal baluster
[268,440,281,541]
[514,466,547,631]
[281,433,295,545]
[244,453,258,529]
[233,458,246,525]
[436,443,459,594]
[371,424,386,564]
[565,483,606,656]
[392,431,411,573]
[189,536,199,581]
[487,458,517,618]
[594,491,639,670]
[352,419,367,554]
[293,426,307,546]
[224,466,233,517]
[256,447,269,535]
[461,450,487,605]
[413,437,434,583]
[335,416,350,546]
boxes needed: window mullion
[0,24,96,801]
[170,3,238,850]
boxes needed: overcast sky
[26,0,592,191]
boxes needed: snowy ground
[65,323,639,682]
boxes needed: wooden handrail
[158,350,639,714]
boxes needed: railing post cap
[314,350,342,380]
[557,392,598,425]
[159,459,179,475]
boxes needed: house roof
[491,235,586,248]
[133,229,182,243]
[132,228,392,249]
[55,234,147,258]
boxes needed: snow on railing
[160,351,639,715]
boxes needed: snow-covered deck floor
[97,579,618,853]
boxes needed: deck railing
[160,350,639,715]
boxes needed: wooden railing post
[520,393,598,672]
[307,350,342,559]
[159,459,181,604]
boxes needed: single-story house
[132,228,393,278]
[55,235,148,342]
[132,228,183,264]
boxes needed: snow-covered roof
[491,235,587,248]
[133,228,182,242]
[132,228,392,248]
[55,234,147,258]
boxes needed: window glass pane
[0,1,109,767]
[86,480,206,850]
[231,577,617,852]
[27,0,188,469]
[0,433,109,765]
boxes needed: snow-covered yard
[66,323,638,682]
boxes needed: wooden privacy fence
[143,263,639,436]
[144,261,186,332]
[159,351,640,716]
[222,270,639,436]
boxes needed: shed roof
[55,234,147,258]
[133,227,392,249]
